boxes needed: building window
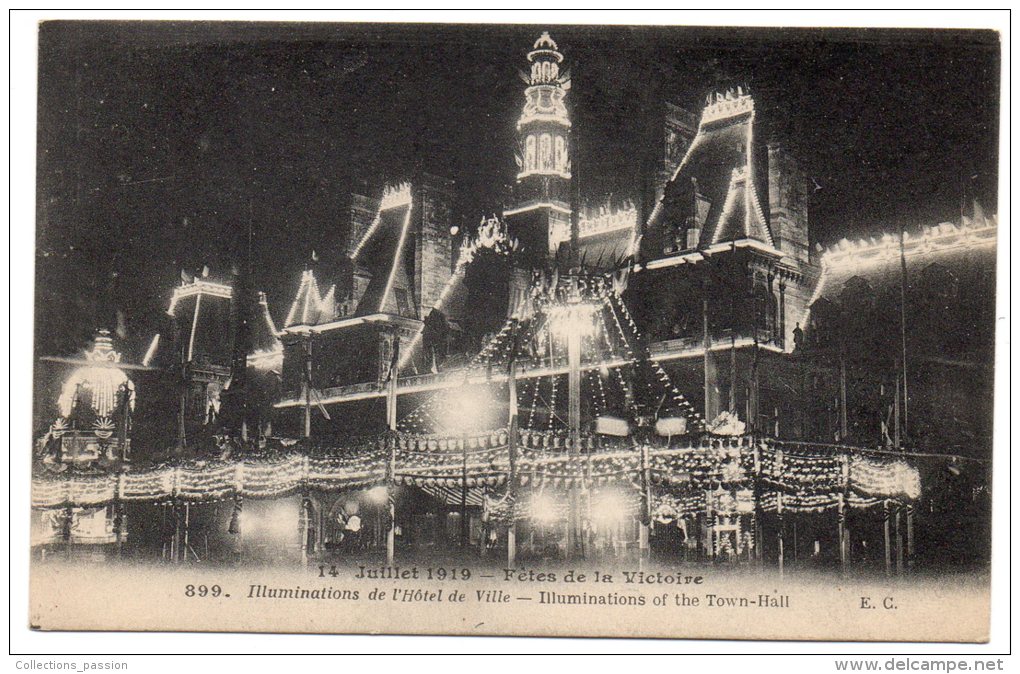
[540,134,552,170]
[554,136,566,170]
[753,284,777,340]
[395,288,412,317]
[525,135,536,172]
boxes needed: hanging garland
[32,435,921,512]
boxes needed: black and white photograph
[16,12,1006,650]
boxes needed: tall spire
[517,32,571,181]
[505,31,573,266]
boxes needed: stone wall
[767,144,810,266]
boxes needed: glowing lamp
[263,502,300,540]
[546,302,599,340]
[435,385,496,434]
[590,490,628,526]
[655,417,688,437]
[366,485,389,505]
[529,492,561,524]
[595,415,630,437]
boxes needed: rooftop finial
[533,31,557,51]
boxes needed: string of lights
[32,436,920,510]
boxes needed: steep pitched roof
[710,166,773,246]
[643,90,773,258]
[556,228,635,270]
[283,270,336,328]
[351,185,415,317]
[251,292,282,353]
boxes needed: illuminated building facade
[30,30,992,570]
[632,86,819,428]
[145,272,283,448]
[276,176,457,437]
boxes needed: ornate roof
[351,183,416,318]
[531,31,559,53]
[283,270,336,328]
[643,89,774,259]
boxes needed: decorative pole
[182,501,191,562]
[894,504,904,575]
[776,447,785,578]
[883,499,892,577]
[702,280,712,421]
[638,440,651,559]
[63,505,74,561]
[906,504,915,572]
[460,439,469,548]
[567,301,583,560]
[839,346,848,441]
[303,338,313,439]
[385,336,399,566]
[507,325,520,567]
[114,472,126,558]
[838,454,849,574]
[899,226,910,433]
[300,495,310,567]
[752,440,764,568]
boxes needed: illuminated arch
[554,135,566,170]
[525,135,536,171]
[539,134,552,170]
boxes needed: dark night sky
[34,21,999,362]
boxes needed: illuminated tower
[505,31,572,266]
[32,329,134,549]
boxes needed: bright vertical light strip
[301,274,320,325]
[711,174,740,245]
[142,334,160,367]
[379,204,414,314]
[284,271,310,328]
[744,110,754,239]
[351,183,412,260]
[187,292,202,362]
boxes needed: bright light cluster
[547,204,638,249]
[821,216,997,271]
[167,280,232,317]
[379,182,413,211]
[544,302,601,340]
[283,270,336,329]
[850,455,922,501]
[700,87,754,125]
[57,333,135,418]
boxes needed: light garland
[33,436,921,511]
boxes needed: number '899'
[184,584,222,597]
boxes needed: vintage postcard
[28,20,999,641]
